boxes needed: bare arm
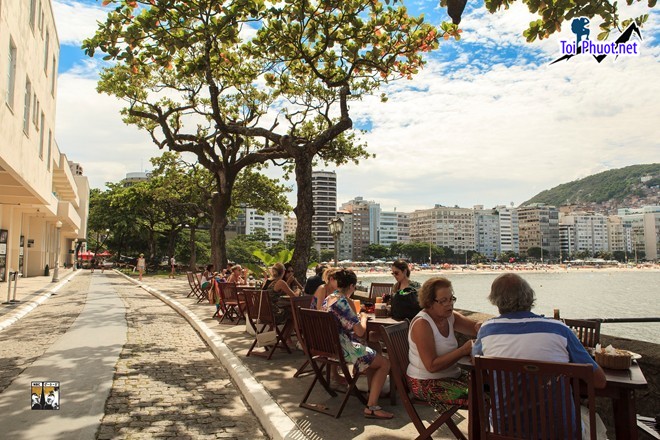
[275,279,298,297]
[411,318,472,373]
[593,365,607,389]
[453,311,481,337]
[313,285,326,310]
[353,312,369,338]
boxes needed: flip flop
[364,406,393,420]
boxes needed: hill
[523,164,660,208]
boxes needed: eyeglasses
[434,296,457,306]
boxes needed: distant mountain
[523,164,660,208]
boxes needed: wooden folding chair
[563,319,601,348]
[243,290,291,359]
[186,271,201,298]
[380,321,466,440]
[298,308,367,418]
[196,273,212,304]
[217,282,245,323]
[369,282,394,300]
[288,295,314,378]
[473,356,597,440]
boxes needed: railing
[581,317,660,323]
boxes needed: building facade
[617,206,660,260]
[473,206,500,259]
[409,205,475,256]
[311,170,337,251]
[517,204,560,259]
[243,208,285,247]
[0,0,89,279]
[379,210,398,247]
[495,205,519,255]
[559,211,609,257]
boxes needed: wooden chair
[564,319,601,348]
[243,290,291,359]
[369,282,394,300]
[196,273,212,304]
[473,356,597,440]
[380,322,466,440]
[288,295,314,378]
[298,308,367,418]
[186,271,201,298]
[217,282,245,323]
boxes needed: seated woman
[390,259,421,320]
[201,265,221,313]
[322,269,394,420]
[407,276,480,413]
[227,264,246,285]
[263,263,300,326]
[311,267,338,310]
[284,262,304,292]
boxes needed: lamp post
[328,217,344,267]
[52,221,62,282]
[540,230,544,264]
[73,239,78,270]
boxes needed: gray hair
[488,273,536,314]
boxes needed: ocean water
[360,270,660,344]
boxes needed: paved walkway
[0,270,269,439]
[0,269,469,439]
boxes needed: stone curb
[117,271,308,440]
[0,270,81,332]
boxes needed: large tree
[83,0,443,275]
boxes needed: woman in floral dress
[322,268,393,420]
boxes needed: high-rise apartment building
[379,211,398,247]
[607,215,626,253]
[518,204,559,258]
[617,206,660,260]
[495,205,519,255]
[0,0,89,279]
[474,206,500,259]
[559,211,609,257]
[311,170,337,251]
[283,216,297,236]
[397,212,410,244]
[337,210,353,261]
[340,197,375,260]
[409,205,475,256]
[244,208,285,247]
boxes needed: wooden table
[458,356,649,439]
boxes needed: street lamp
[52,221,62,282]
[328,217,344,267]
[540,230,544,264]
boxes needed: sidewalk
[0,269,469,439]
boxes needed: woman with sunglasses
[407,276,481,413]
[390,259,421,320]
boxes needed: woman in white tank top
[407,277,481,413]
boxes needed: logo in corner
[551,18,642,64]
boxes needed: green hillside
[523,164,660,206]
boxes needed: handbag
[391,287,421,320]
[255,292,277,347]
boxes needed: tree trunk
[291,151,315,283]
[210,184,232,271]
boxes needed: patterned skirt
[407,371,469,413]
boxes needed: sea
[359,270,660,344]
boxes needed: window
[39,112,45,158]
[51,57,56,95]
[44,30,49,73]
[47,130,52,170]
[6,38,17,108]
[23,76,32,135]
[33,94,39,127]
[29,0,37,31]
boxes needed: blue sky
[52,0,659,212]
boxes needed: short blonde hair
[418,277,453,309]
[322,267,339,283]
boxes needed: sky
[52,0,660,213]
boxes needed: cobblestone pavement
[0,271,268,440]
[0,274,89,393]
[97,272,267,440]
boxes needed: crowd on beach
[197,257,610,433]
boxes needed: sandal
[364,405,393,420]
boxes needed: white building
[473,206,500,259]
[0,0,89,279]
[559,211,609,256]
[379,210,398,247]
[311,170,337,251]
[617,206,660,260]
[495,205,519,255]
[244,209,285,247]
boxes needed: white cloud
[53,0,108,46]
[52,1,660,211]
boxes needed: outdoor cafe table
[457,356,649,439]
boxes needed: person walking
[169,255,176,279]
[137,254,146,281]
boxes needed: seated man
[472,273,607,437]
[304,263,327,295]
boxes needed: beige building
[0,0,89,280]
[518,204,560,258]
[409,205,475,256]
